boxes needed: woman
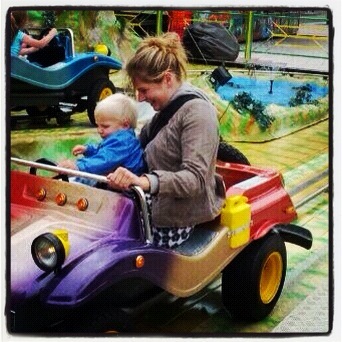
[107,32,225,248]
[10,11,57,56]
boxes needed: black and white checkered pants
[145,193,194,248]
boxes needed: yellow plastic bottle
[220,195,251,248]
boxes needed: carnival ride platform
[8,21,332,333]
[9,108,330,334]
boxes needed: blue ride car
[10,29,122,125]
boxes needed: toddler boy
[59,93,145,186]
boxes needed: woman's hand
[107,167,150,191]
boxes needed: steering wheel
[29,158,69,182]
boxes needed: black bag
[140,94,200,148]
[210,66,232,86]
[183,22,240,63]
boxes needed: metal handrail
[11,157,108,183]
[11,157,153,243]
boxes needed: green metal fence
[114,9,329,61]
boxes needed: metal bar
[271,33,328,40]
[288,169,329,197]
[295,184,329,209]
[131,186,153,243]
[249,49,329,60]
[11,157,108,183]
[250,12,328,22]
[244,11,254,61]
[156,10,163,35]
[271,20,289,36]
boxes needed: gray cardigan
[142,83,225,227]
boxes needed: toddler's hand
[72,145,86,156]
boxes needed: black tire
[67,305,131,333]
[10,116,17,127]
[217,139,250,165]
[87,78,116,125]
[26,106,52,119]
[221,232,287,321]
[56,112,71,125]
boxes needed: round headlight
[31,233,66,272]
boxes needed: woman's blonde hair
[94,93,138,129]
[125,32,188,84]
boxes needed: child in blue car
[10,11,57,56]
[58,93,145,186]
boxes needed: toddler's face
[95,115,125,138]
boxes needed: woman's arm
[150,99,219,198]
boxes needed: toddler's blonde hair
[94,93,138,128]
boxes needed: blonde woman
[107,32,224,248]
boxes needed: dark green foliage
[232,91,275,131]
[42,11,57,28]
[232,92,253,113]
[114,14,127,34]
[289,83,319,107]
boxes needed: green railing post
[244,11,254,61]
[156,10,163,35]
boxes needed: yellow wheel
[260,251,283,304]
[222,232,287,321]
[98,86,114,101]
[87,78,116,125]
